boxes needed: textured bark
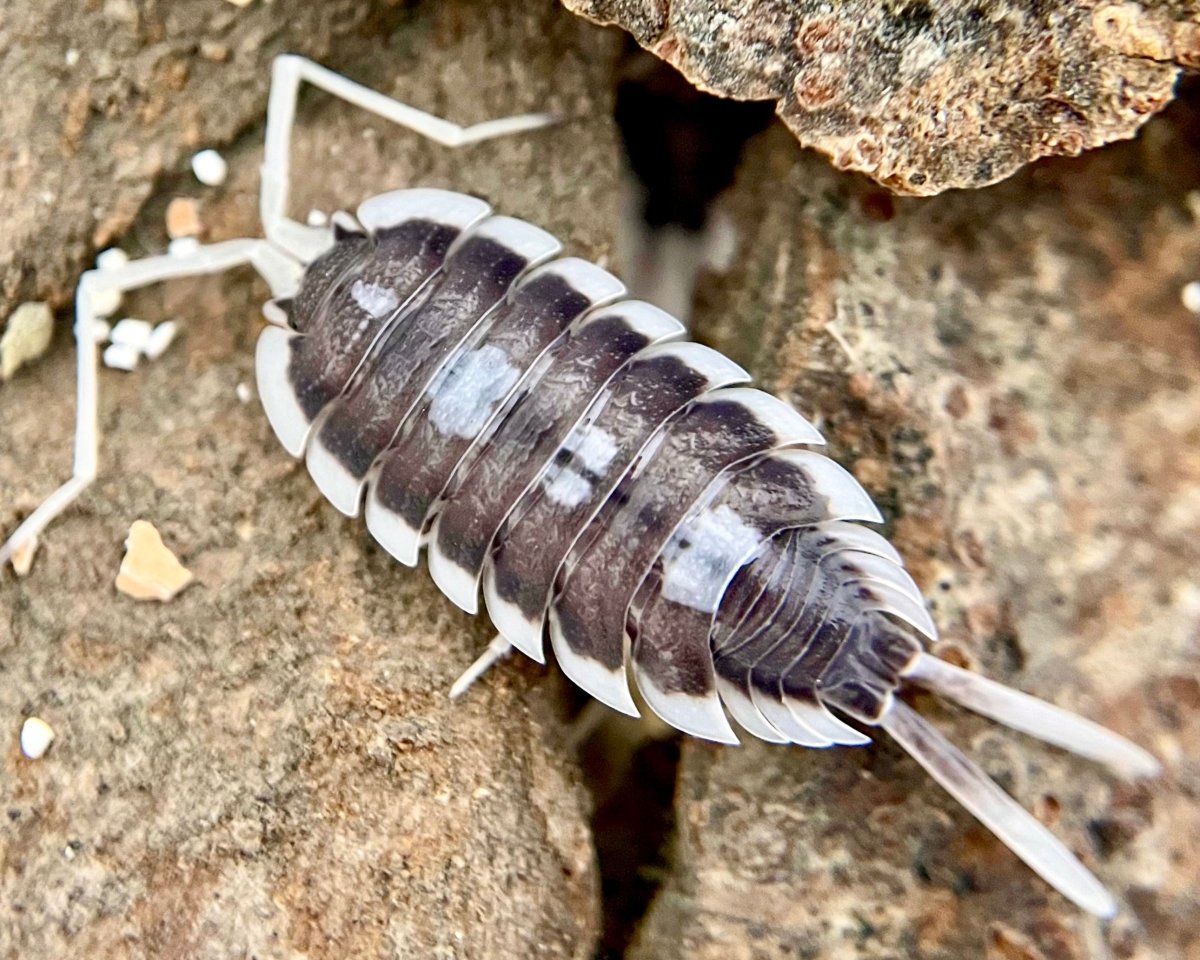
[563,0,1196,195]
[1,2,621,958]
[628,93,1200,959]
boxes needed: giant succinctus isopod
[0,55,1160,919]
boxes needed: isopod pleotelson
[2,55,1160,918]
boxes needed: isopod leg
[449,635,515,700]
[2,239,292,572]
[261,55,560,262]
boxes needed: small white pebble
[109,318,153,352]
[63,845,76,861]
[236,381,253,404]
[92,286,122,318]
[20,717,55,759]
[168,236,201,258]
[102,342,140,371]
[1182,281,1200,315]
[143,321,178,360]
[191,148,228,187]
[306,209,329,227]
[92,319,112,343]
[65,48,80,67]
[96,247,129,272]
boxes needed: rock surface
[627,86,1200,960]
[2,1,1198,958]
[1,2,619,958]
[563,0,1196,195]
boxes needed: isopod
[1,54,1159,918]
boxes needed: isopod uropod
[1,55,1160,918]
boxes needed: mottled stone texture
[563,0,1196,195]
[627,93,1200,960]
[3,0,1198,957]
[1,2,621,958]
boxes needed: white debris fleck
[109,318,153,352]
[306,209,329,227]
[102,342,140,371]
[143,321,178,360]
[236,381,253,404]
[1182,281,1200,315]
[191,148,228,186]
[20,716,56,760]
[350,279,400,319]
[65,48,80,67]
[96,247,128,272]
[10,534,38,577]
[168,236,200,258]
[0,301,54,380]
[116,520,194,602]
[91,286,122,318]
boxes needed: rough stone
[0,0,443,329]
[563,0,1195,195]
[626,87,1200,960]
[0,2,620,957]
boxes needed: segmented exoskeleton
[1,56,1159,919]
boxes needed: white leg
[261,55,560,260]
[449,635,515,700]
[2,239,290,572]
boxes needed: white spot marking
[541,424,620,507]
[661,505,761,613]
[428,345,519,439]
[543,470,593,508]
[351,279,400,319]
[569,425,619,476]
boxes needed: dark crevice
[572,711,683,960]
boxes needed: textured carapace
[256,187,1159,917]
[257,187,908,739]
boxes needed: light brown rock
[115,520,194,601]
[164,197,203,240]
[627,91,1200,960]
[0,2,619,957]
